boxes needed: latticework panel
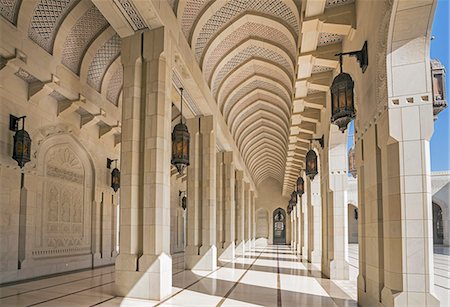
[317,32,343,47]
[311,65,333,74]
[87,34,121,92]
[62,5,109,74]
[223,79,290,117]
[211,45,293,96]
[0,0,21,25]
[202,21,296,81]
[227,92,289,121]
[180,0,209,39]
[219,63,292,106]
[49,90,67,101]
[194,0,299,60]
[106,65,123,106]
[28,0,80,53]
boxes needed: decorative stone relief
[194,0,299,60]
[325,0,355,9]
[317,32,343,47]
[311,65,333,74]
[0,0,21,25]
[61,5,109,74]
[180,0,209,38]
[114,0,147,31]
[202,22,296,80]
[33,144,90,257]
[28,0,80,53]
[87,34,121,92]
[211,45,293,96]
[106,65,123,106]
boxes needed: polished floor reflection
[0,246,357,306]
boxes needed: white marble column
[216,152,224,258]
[251,191,256,249]
[235,170,245,255]
[377,104,439,306]
[115,28,172,300]
[302,184,309,259]
[292,206,296,249]
[186,116,217,270]
[219,152,235,260]
[185,117,201,266]
[244,183,252,250]
[308,176,322,264]
[321,127,349,280]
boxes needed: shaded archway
[433,202,444,245]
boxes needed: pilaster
[115,28,172,300]
[219,152,235,260]
[235,170,245,256]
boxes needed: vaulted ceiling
[175,0,301,186]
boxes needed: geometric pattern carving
[180,0,208,38]
[211,45,293,96]
[28,0,80,53]
[43,146,85,253]
[106,64,123,106]
[223,79,290,117]
[87,34,121,92]
[115,0,147,31]
[62,5,109,74]
[307,88,322,95]
[325,0,355,8]
[202,22,296,81]
[194,0,299,60]
[15,68,40,84]
[219,64,292,106]
[0,0,21,25]
[317,32,343,47]
[311,65,333,74]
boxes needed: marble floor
[0,246,358,307]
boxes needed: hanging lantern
[305,149,318,180]
[287,203,293,215]
[171,88,190,175]
[431,59,447,120]
[290,190,297,204]
[348,145,357,178]
[107,158,120,192]
[296,176,304,196]
[10,115,31,168]
[111,167,120,192]
[331,41,368,132]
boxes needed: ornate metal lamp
[171,88,190,175]
[331,41,368,132]
[296,175,304,196]
[431,59,447,120]
[107,158,120,192]
[287,203,293,215]
[305,136,323,180]
[10,115,31,168]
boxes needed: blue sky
[347,0,449,171]
[430,0,450,171]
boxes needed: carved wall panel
[33,141,93,258]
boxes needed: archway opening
[273,208,286,245]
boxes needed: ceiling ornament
[87,34,121,92]
[61,5,109,74]
[0,0,21,25]
[28,0,80,53]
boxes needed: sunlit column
[235,170,245,256]
[219,152,235,260]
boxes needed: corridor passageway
[0,246,358,306]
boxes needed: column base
[381,286,440,307]
[310,250,321,264]
[185,245,217,271]
[297,243,301,255]
[251,238,256,249]
[235,240,246,256]
[302,247,309,261]
[218,241,235,261]
[245,240,252,251]
[329,259,349,280]
[115,253,172,300]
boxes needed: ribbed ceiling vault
[177,0,301,186]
